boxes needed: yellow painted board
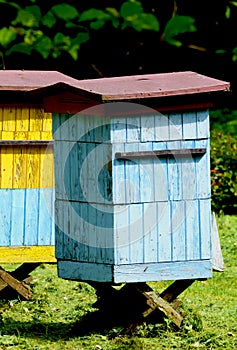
[42,111,52,132]
[16,107,29,132]
[40,131,52,140]
[29,107,43,132]
[40,147,54,188]
[0,147,14,188]
[2,107,16,132]
[13,146,27,188]
[1,131,15,140]
[26,146,40,188]
[0,246,56,263]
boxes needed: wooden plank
[155,114,169,141]
[38,188,55,245]
[211,212,224,272]
[182,111,197,140]
[0,267,32,300]
[135,284,183,327]
[11,190,25,245]
[185,200,201,260]
[113,260,212,283]
[0,246,56,263]
[153,142,168,202]
[169,113,182,140]
[196,139,211,199]
[181,140,197,200]
[157,202,171,262]
[115,148,206,160]
[138,142,154,203]
[167,141,182,201]
[171,201,186,261]
[197,110,209,139]
[143,202,158,263]
[114,204,130,264]
[0,140,53,146]
[0,190,12,246]
[57,259,113,282]
[141,114,155,141]
[0,146,14,188]
[129,204,144,263]
[124,143,140,203]
[159,279,195,302]
[199,199,212,259]
[24,189,39,245]
[113,143,126,203]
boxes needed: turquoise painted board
[0,188,55,246]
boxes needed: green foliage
[0,0,198,61]
[210,128,237,214]
[162,15,197,47]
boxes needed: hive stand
[36,71,229,328]
[91,280,195,328]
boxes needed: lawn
[0,215,236,350]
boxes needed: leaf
[163,15,197,45]
[34,35,52,58]
[79,9,109,22]
[120,1,159,32]
[106,7,120,28]
[73,32,90,45]
[0,0,21,10]
[90,20,106,30]
[12,5,41,27]
[6,42,32,55]
[225,6,231,19]
[129,13,159,32]
[120,1,143,18]
[79,9,112,30]
[0,27,17,48]
[51,4,79,21]
[42,11,56,28]
[68,44,80,60]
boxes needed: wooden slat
[0,140,53,146]
[115,148,206,160]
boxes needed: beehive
[0,70,80,264]
[39,71,229,283]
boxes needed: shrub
[210,129,237,214]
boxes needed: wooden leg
[159,279,195,302]
[0,263,41,300]
[134,283,183,327]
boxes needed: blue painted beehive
[40,71,229,284]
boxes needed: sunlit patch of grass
[0,215,236,349]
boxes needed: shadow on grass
[2,307,165,342]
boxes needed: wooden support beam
[135,283,183,328]
[159,279,195,302]
[0,267,32,300]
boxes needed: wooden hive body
[37,71,230,282]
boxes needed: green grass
[0,215,236,349]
